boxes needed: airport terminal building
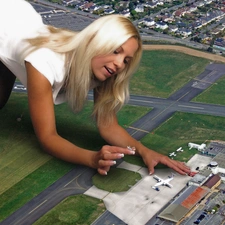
[157,141,225,224]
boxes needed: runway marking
[129,99,153,104]
[126,126,149,133]
[64,174,81,187]
[64,174,86,190]
[178,105,204,110]
[75,177,87,190]
[193,78,215,84]
[177,91,190,101]
[151,92,190,121]
[28,200,47,214]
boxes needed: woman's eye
[114,50,119,54]
[124,58,131,64]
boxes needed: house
[195,1,205,7]
[83,2,95,12]
[169,25,178,32]
[120,9,130,17]
[89,5,101,13]
[145,1,158,8]
[155,21,168,30]
[188,5,198,12]
[135,4,144,13]
[143,17,155,27]
[173,8,187,17]
[62,0,78,6]
[104,8,115,15]
[192,21,203,29]
[213,37,225,52]
[119,1,129,8]
[161,14,174,23]
[178,28,192,37]
[205,0,213,5]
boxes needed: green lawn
[130,50,210,97]
[93,168,141,192]
[0,159,74,221]
[34,195,105,225]
[192,76,225,105]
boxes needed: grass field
[192,76,225,105]
[33,195,105,225]
[130,50,210,97]
[0,49,224,223]
[92,168,142,192]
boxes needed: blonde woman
[0,0,190,176]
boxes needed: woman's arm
[97,111,191,175]
[25,62,134,174]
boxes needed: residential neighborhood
[55,0,225,53]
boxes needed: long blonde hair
[25,14,142,124]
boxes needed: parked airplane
[176,147,183,152]
[152,173,175,191]
[169,152,176,157]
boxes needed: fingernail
[111,161,116,165]
[104,171,107,175]
[119,153,124,158]
[149,172,152,175]
[131,151,135,155]
[127,146,136,151]
[127,146,132,151]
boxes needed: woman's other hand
[93,145,135,175]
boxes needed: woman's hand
[93,145,135,175]
[140,148,191,175]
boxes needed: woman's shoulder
[25,48,66,85]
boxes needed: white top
[0,0,68,104]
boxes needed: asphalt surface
[2,63,225,225]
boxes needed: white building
[143,17,155,27]
[155,21,168,30]
[135,4,144,13]
[188,142,206,151]
[208,153,225,180]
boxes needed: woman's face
[91,37,138,82]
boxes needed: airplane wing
[165,183,173,188]
[153,175,162,182]
[163,175,174,188]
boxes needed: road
[2,62,225,225]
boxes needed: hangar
[158,185,210,223]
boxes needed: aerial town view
[1,0,225,225]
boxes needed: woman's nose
[114,55,124,70]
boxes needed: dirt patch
[143,45,225,63]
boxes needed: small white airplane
[169,152,176,157]
[152,173,175,191]
[176,147,183,152]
